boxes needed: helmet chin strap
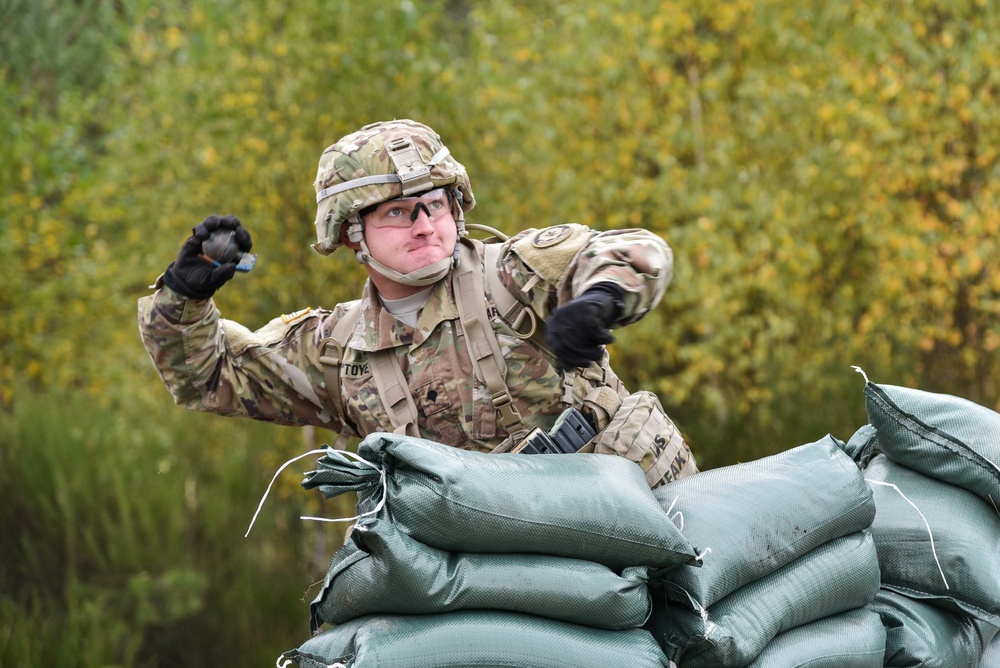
[356,240,453,286]
[353,191,468,287]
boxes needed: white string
[275,656,347,668]
[866,478,950,590]
[664,496,685,532]
[245,448,385,538]
[989,494,999,519]
[695,547,712,563]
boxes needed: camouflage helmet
[312,119,475,255]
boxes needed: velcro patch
[512,224,591,284]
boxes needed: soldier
[138,119,697,488]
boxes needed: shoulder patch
[532,225,574,248]
[512,223,591,284]
[281,307,312,324]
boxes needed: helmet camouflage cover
[312,119,475,255]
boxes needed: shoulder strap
[481,243,540,342]
[454,240,527,436]
[318,300,422,440]
[318,303,363,449]
[367,349,422,437]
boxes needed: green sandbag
[651,434,874,612]
[843,424,879,468]
[300,433,696,571]
[309,515,651,632]
[864,382,1000,503]
[745,608,886,668]
[983,631,1000,667]
[279,610,673,668]
[646,531,881,668]
[865,454,1000,626]
[871,589,994,668]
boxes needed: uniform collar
[353,276,459,352]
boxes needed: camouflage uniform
[138,224,671,454]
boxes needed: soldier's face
[361,193,457,288]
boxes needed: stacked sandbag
[278,432,696,667]
[864,454,1000,627]
[279,610,673,668]
[857,381,1000,667]
[870,590,997,667]
[984,631,1000,667]
[744,608,886,668]
[644,435,882,667]
[863,381,1000,503]
[300,433,696,569]
[306,515,651,632]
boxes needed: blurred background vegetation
[3,0,1000,664]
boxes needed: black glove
[162,215,253,299]
[545,282,626,370]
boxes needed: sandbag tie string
[663,495,684,532]
[866,478,950,590]
[662,495,711,564]
[246,448,387,538]
[275,657,346,668]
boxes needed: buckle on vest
[318,337,344,366]
[491,390,522,428]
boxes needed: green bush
[4,0,1000,661]
[0,387,354,666]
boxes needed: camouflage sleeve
[137,286,349,430]
[500,224,673,326]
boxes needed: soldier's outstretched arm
[138,219,349,431]
[498,224,672,325]
[138,287,351,431]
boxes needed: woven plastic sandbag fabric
[864,382,1000,503]
[300,432,696,571]
[983,630,1000,667]
[309,515,651,632]
[278,610,673,668]
[744,607,886,668]
[865,454,1000,626]
[646,531,881,668]
[650,434,874,612]
[870,589,996,668]
[843,424,879,468]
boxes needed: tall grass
[0,388,354,667]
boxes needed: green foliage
[0,387,353,666]
[4,0,1000,662]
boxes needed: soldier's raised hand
[162,215,253,299]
